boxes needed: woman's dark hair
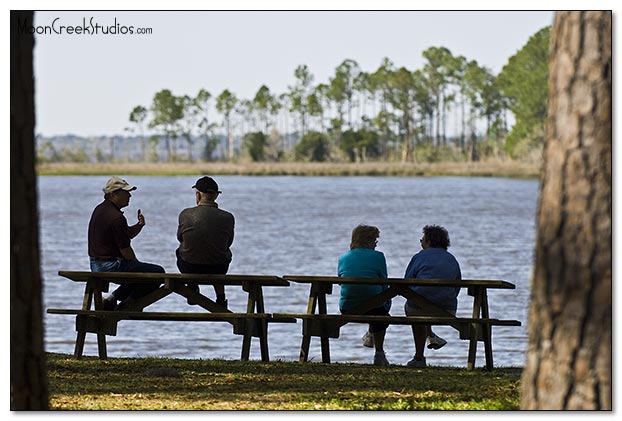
[423,225,450,249]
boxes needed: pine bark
[10,11,49,410]
[521,11,611,410]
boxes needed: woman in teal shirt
[338,224,391,366]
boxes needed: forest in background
[37,26,550,166]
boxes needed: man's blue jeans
[90,258,164,302]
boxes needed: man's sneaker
[406,356,427,368]
[373,351,390,366]
[362,331,374,348]
[427,335,447,350]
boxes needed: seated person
[176,176,234,308]
[89,176,164,310]
[404,225,462,368]
[338,224,391,366]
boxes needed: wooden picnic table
[277,275,520,370]
[47,271,295,361]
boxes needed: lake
[40,175,538,367]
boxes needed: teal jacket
[337,248,391,312]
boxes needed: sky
[32,10,556,137]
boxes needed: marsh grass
[37,160,539,178]
[47,353,521,410]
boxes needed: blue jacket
[404,247,462,311]
[337,248,391,312]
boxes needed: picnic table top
[58,271,290,287]
[282,275,516,289]
[57,271,515,289]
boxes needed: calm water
[40,175,538,367]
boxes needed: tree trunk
[164,135,171,161]
[441,91,448,146]
[141,132,147,162]
[186,138,193,162]
[226,118,233,159]
[460,95,466,153]
[434,95,441,147]
[109,137,115,161]
[10,10,49,410]
[520,11,611,410]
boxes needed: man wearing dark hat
[88,176,164,310]
[176,176,235,308]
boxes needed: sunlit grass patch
[47,353,521,410]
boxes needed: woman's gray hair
[350,224,380,250]
[197,190,218,202]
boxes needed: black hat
[193,176,221,193]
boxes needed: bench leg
[483,326,493,370]
[259,321,269,362]
[317,290,331,363]
[240,320,269,362]
[241,335,251,361]
[75,315,109,359]
[480,291,494,370]
[320,337,331,363]
[467,326,478,370]
[467,287,485,370]
[300,289,318,363]
[74,331,86,359]
[299,335,311,362]
[97,333,108,359]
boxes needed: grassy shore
[46,353,522,410]
[37,160,540,178]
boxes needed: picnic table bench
[47,271,296,361]
[275,275,521,370]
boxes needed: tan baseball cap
[103,176,137,194]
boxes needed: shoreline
[37,160,541,179]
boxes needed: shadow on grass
[47,353,521,410]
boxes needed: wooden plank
[173,283,229,313]
[283,275,515,289]
[345,286,398,315]
[48,309,296,323]
[58,271,290,287]
[271,313,520,326]
[116,287,173,312]
[267,315,297,323]
[48,309,274,321]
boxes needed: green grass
[47,353,522,410]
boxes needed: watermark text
[17,16,153,36]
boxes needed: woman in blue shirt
[404,225,462,368]
[338,224,391,366]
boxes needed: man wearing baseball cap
[88,176,164,310]
[176,176,234,308]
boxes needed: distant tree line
[40,27,550,165]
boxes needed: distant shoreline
[37,160,541,179]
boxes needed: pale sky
[33,10,555,137]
